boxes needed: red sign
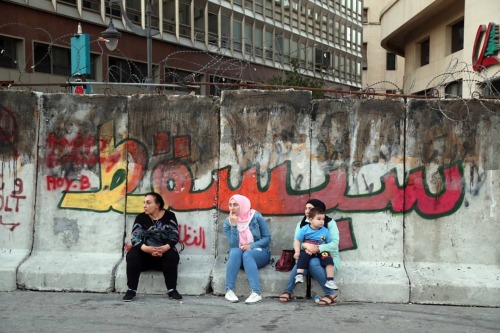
[74,85,85,95]
[472,22,500,71]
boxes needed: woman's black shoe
[122,289,136,302]
[168,289,182,300]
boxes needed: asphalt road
[0,291,499,333]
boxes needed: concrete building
[362,0,405,95]
[380,0,500,98]
[0,0,363,95]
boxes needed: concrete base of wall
[407,263,500,307]
[0,250,30,291]
[17,252,121,292]
[211,255,308,298]
[114,255,214,296]
[335,262,409,303]
[212,256,410,303]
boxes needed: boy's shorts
[319,251,334,267]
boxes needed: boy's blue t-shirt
[295,225,331,245]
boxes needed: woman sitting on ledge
[279,199,341,306]
[223,194,272,304]
[123,192,182,302]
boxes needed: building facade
[362,0,405,95]
[380,0,500,98]
[0,0,363,95]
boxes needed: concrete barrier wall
[0,91,38,291]
[404,99,500,306]
[1,90,499,306]
[17,94,129,291]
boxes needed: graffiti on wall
[179,224,206,249]
[46,121,148,211]
[0,176,25,231]
[56,121,464,220]
[0,105,19,158]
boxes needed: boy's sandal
[317,294,338,306]
[279,292,291,303]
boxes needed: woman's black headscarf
[299,198,332,228]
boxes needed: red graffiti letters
[59,124,464,219]
[0,177,26,213]
[46,175,90,191]
[178,224,206,249]
[46,133,121,172]
[152,161,463,218]
[46,133,100,168]
[0,105,19,158]
[313,163,463,218]
[0,215,20,231]
[0,177,25,232]
[336,218,356,251]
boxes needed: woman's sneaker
[225,289,239,302]
[122,289,136,302]
[325,280,339,290]
[244,292,262,304]
[295,274,304,284]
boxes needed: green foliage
[268,58,325,99]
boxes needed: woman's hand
[229,212,238,226]
[141,244,156,255]
[152,244,170,257]
[142,244,169,257]
[239,244,251,251]
[303,243,319,255]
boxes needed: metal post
[102,0,157,93]
[146,0,153,93]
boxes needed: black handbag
[142,226,179,247]
[275,250,295,272]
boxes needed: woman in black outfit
[123,192,182,301]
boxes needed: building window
[451,19,464,53]
[233,19,242,52]
[0,35,19,69]
[362,8,368,23]
[34,42,71,76]
[386,52,396,70]
[283,37,291,64]
[208,12,218,46]
[193,6,205,42]
[178,0,191,38]
[164,68,197,92]
[108,57,148,83]
[210,75,239,96]
[244,24,253,55]
[482,79,500,96]
[265,30,273,60]
[445,80,462,98]
[82,0,100,12]
[420,38,430,66]
[315,48,330,69]
[362,42,367,69]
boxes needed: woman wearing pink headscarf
[223,194,271,304]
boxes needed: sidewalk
[0,291,498,333]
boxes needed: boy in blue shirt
[293,207,337,289]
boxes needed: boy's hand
[293,252,299,260]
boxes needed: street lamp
[101,19,121,52]
[101,0,157,92]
